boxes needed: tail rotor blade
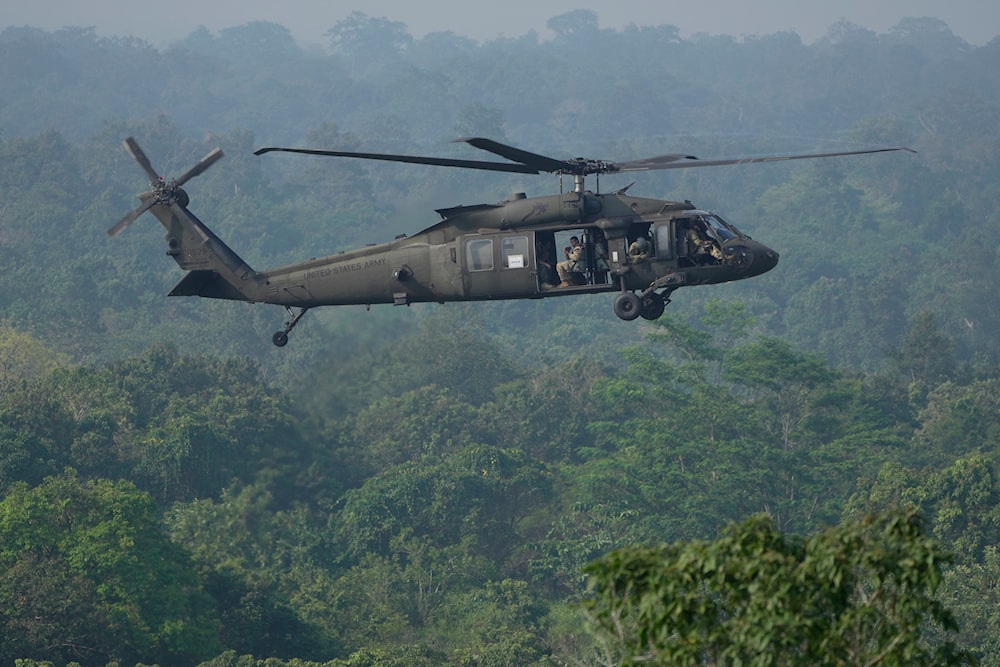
[123,136,161,183]
[107,198,156,238]
[111,139,224,237]
[174,147,224,187]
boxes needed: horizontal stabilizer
[168,270,252,301]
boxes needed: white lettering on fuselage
[306,256,386,280]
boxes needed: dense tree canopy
[0,298,997,664]
[583,508,970,666]
[0,470,221,666]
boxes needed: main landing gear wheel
[613,292,643,321]
[640,293,666,320]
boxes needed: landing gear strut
[612,288,673,322]
[272,306,310,347]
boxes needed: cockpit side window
[680,216,725,266]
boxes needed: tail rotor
[108,137,223,238]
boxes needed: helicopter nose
[755,243,779,274]
[719,239,779,276]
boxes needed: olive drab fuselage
[244,190,779,309]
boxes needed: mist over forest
[2,10,1000,666]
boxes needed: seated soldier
[628,235,652,261]
[536,238,557,287]
[685,220,722,265]
[556,236,584,287]
[594,231,610,271]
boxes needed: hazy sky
[2,0,997,47]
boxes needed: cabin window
[501,236,529,269]
[466,238,494,271]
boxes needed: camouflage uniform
[557,237,585,286]
[686,225,722,263]
[628,236,652,261]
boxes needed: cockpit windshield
[701,213,740,241]
[679,212,745,242]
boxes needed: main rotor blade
[455,137,577,174]
[615,146,916,172]
[254,146,539,174]
[256,141,915,179]
[107,197,155,238]
[173,147,224,186]
[612,153,700,170]
[123,136,160,183]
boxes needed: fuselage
[257,190,779,308]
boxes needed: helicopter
[109,136,913,347]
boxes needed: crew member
[686,220,721,264]
[628,235,652,261]
[557,236,584,287]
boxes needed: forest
[1,9,1000,666]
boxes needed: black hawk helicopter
[109,136,913,346]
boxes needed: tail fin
[109,137,263,303]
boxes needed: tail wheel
[271,306,310,347]
[640,293,666,320]
[613,292,643,321]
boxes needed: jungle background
[2,10,1000,666]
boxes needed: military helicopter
[109,136,912,346]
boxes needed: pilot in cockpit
[686,219,722,265]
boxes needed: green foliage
[886,310,957,392]
[910,379,1000,466]
[0,470,222,666]
[344,386,481,473]
[1,304,999,663]
[433,579,550,666]
[0,379,76,491]
[335,444,551,563]
[293,313,521,421]
[483,355,609,463]
[847,456,1000,664]
[582,508,970,666]
[4,292,999,663]
[39,344,303,503]
[939,546,1000,667]
[0,325,70,393]
[726,337,834,393]
[166,482,333,659]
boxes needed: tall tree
[0,470,221,666]
[582,508,970,666]
[0,325,69,394]
[886,310,956,390]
